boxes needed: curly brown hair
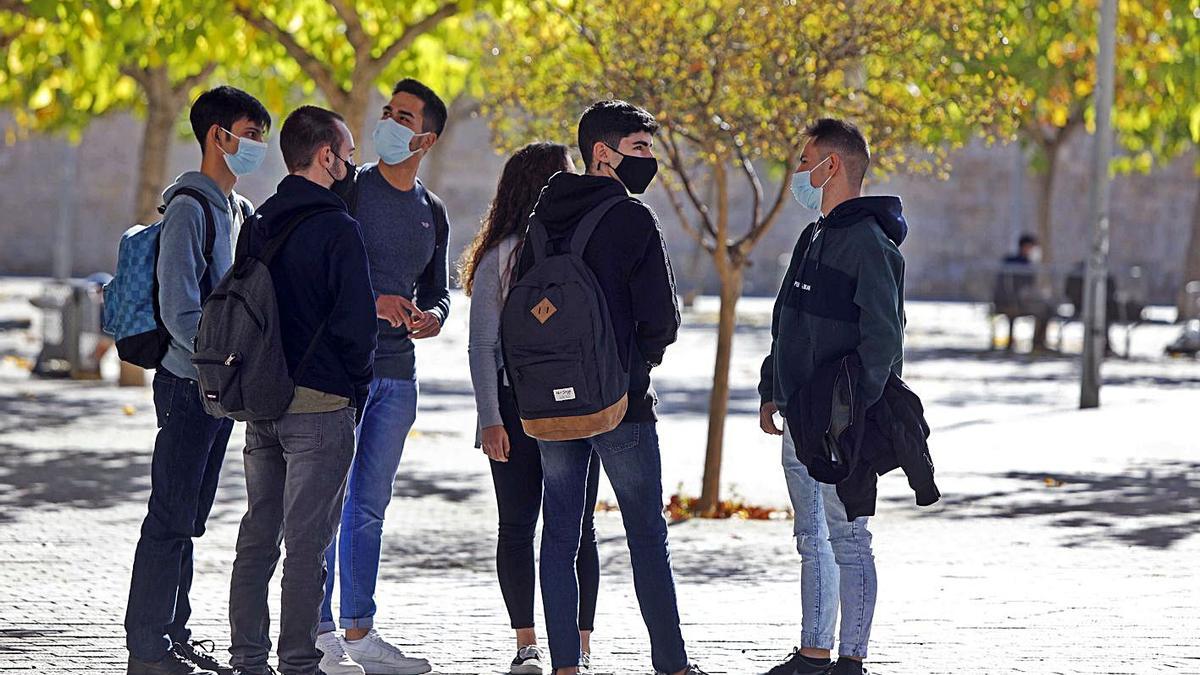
[459,142,572,296]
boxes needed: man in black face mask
[513,101,699,675]
[228,105,377,675]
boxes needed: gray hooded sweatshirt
[157,171,252,380]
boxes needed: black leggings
[490,382,600,631]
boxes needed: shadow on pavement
[0,442,150,522]
[899,461,1200,549]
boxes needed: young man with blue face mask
[124,85,270,675]
[315,78,448,675]
[759,119,907,675]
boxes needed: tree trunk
[133,67,177,225]
[696,159,735,515]
[1178,178,1200,321]
[697,262,743,515]
[423,95,477,188]
[1035,138,1060,267]
[341,82,372,156]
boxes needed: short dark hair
[280,105,347,173]
[1018,233,1039,248]
[577,100,660,169]
[189,85,271,154]
[804,118,870,188]
[392,78,448,136]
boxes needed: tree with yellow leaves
[983,0,1191,268]
[483,0,1015,512]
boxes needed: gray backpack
[501,195,631,441]
[192,207,340,421]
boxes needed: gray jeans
[229,408,356,675]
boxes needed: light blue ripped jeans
[782,423,877,658]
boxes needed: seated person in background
[993,233,1052,352]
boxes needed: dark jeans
[125,369,234,662]
[539,422,688,673]
[229,408,356,675]
[490,383,600,631]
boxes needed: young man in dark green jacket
[759,119,906,675]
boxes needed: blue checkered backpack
[102,188,217,369]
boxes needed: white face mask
[790,155,832,211]
[219,128,267,176]
[372,117,418,165]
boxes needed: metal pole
[1081,0,1117,409]
[53,141,78,280]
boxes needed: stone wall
[1,109,1194,302]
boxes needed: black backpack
[191,207,340,421]
[501,195,631,441]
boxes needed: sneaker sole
[357,663,432,675]
[510,663,544,675]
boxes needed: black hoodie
[244,175,378,411]
[759,196,908,413]
[515,172,681,423]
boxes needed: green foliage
[979,0,1195,172]
[1,0,245,142]
[1113,1,1199,174]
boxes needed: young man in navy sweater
[316,78,448,675]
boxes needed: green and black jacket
[759,196,908,413]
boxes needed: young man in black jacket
[227,105,378,675]
[759,119,906,675]
[513,101,704,675]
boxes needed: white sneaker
[510,645,546,674]
[579,651,591,674]
[342,629,432,675]
[316,631,366,675]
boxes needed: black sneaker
[175,640,234,675]
[828,660,869,675]
[763,648,833,675]
[127,651,216,675]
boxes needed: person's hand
[409,313,442,339]
[376,294,424,329]
[481,425,511,462]
[760,401,783,436]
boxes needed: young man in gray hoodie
[124,86,271,675]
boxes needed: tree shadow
[0,442,151,523]
[892,461,1200,549]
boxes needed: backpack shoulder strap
[258,206,345,267]
[569,195,634,256]
[527,214,551,264]
[166,187,217,267]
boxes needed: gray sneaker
[127,651,216,675]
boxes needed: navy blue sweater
[245,175,378,410]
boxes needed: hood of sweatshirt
[252,174,349,238]
[162,171,236,212]
[531,172,629,234]
[823,196,908,246]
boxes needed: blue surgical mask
[219,128,267,176]
[790,155,832,211]
[372,117,417,165]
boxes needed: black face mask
[604,144,658,194]
[327,154,356,194]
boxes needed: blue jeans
[539,422,688,674]
[319,377,418,632]
[782,424,877,658]
[125,370,234,662]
